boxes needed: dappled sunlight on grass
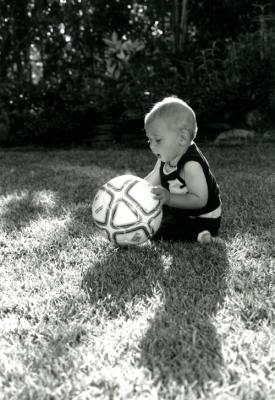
[32,190,57,209]
[160,253,174,272]
[19,214,72,249]
[214,308,275,396]
[227,232,272,266]
[0,145,274,399]
[74,316,158,398]
[23,214,69,237]
[0,191,28,210]
[0,189,59,231]
[0,314,21,334]
[51,163,115,183]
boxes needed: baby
[144,97,222,243]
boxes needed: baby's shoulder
[179,160,204,179]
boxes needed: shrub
[192,23,275,136]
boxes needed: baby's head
[144,97,198,142]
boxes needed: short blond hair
[144,97,198,140]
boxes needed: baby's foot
[197,230,213,244]
[197,230,223,244]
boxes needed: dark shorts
[152,206,221,242]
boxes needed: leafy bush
[1,9,274,146]
[1,77,107,146]
[192,26,275,136]
[0,107,10,144]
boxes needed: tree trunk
[172,0,188,53]
[179,0,188,50]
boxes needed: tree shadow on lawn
[82,240,229,391]
[0,191,48,231]
[0,161,115,233]
[0,149,143,235]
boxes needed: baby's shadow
[82,241,229,391]
[140,242,229,389]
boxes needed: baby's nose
[150,142,156,151]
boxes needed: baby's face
[146,119,188,163]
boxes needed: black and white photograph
[0,1,274,399]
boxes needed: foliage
[0,145,274,399]
[0,1,274,145]
[102,31,145,80]
[193,25,275,135]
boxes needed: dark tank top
[160,143,221,217]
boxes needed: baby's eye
[155,139,161,143]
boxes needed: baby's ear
[179,128,190,143]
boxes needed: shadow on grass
[0,161,113,233]
[140,242,229,389]
[82,240,229,391]
[0,191,49,231]
[0,148,148,236]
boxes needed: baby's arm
[144,159,161,186]
[152,161,208,209]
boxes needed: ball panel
[113,226,150,246]
[107,175,136,191]
[126,180,161,215]
[111,199,141,228]
[92,187,114,225]
[148,208,163,234]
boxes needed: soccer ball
[92,175,162,246]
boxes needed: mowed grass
[0,144,274,400]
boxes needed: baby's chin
[154,153,169,163]
[158,155,170,162]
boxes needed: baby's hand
[151,186,170,206]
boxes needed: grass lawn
[0,144,274,400]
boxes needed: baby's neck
[167,141,193,168]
